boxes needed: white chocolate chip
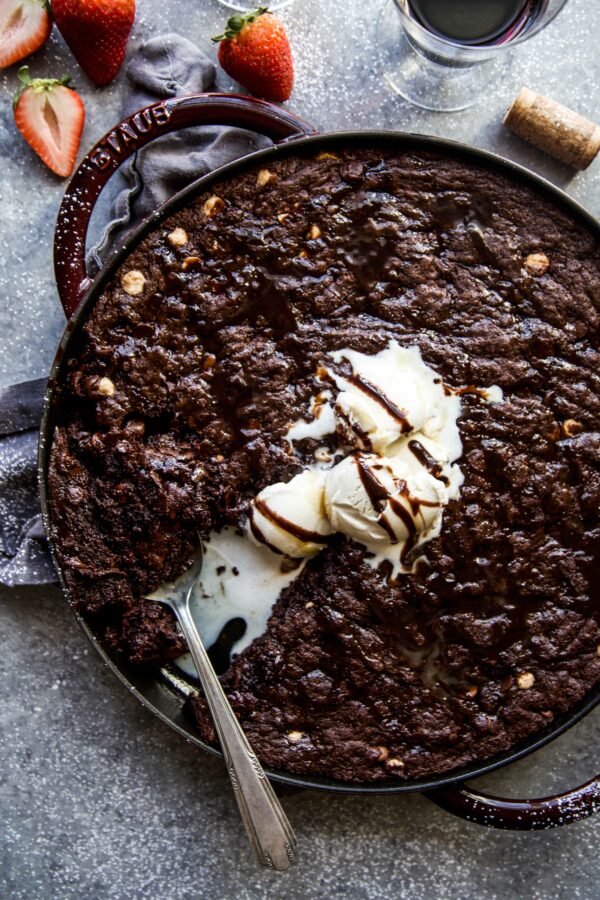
[97,377,115,397]
[287,731,304,743]
[524,252,549,276]
[306,224,321,240]
[182,256,201,271]
[386,758,405,769]
[517,672,535,690]
[277,212,289,223]
[203,195,225,217]
[167,227,188,248]
[562,419,583,437]
[304,601,315,609]
[121,270,146,296]
[256,168,276,188]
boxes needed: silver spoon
[147,548,297,871]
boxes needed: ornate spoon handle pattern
[171,597,297,871]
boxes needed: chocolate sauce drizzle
[444,383,489,399]
[378,514,399,543]
[408,439,450,486]
[248,512,285,557]
[352,453,442,565]
[336,405,373,450]
[354,454,391,513]
[348,374,413,433]
[253,498,332,545]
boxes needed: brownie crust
[48,147,600,782]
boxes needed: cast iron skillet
[40,93,600,829]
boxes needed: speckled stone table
[1,1,599,897]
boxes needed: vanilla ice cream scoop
[251,342,503,575]
[329,342,451,455]
[248,469,333,559]
[324,452,447,569]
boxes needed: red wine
[408,0,540,46]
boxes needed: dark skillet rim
[39,130,600,794]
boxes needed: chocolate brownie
[48,146,600,782]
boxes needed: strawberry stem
[13,66,73,108]
[17,66,31,86]
[212,6,269,42]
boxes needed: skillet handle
[425,773,600,830]
[54,92,316,318]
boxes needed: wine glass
[377,0,570,112]
[215,0,294,10]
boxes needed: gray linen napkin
[0,33,272,588]
[0,378,55,586]
[89,33,272,271]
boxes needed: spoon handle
[174,600,297,871]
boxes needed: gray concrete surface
[1,0,599,897]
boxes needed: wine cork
[503,87,600,170]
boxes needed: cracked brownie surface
[49,146,600,782]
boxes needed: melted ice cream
[174,527,307,678]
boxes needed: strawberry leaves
[13,64,72,107]
[212,7,269,43]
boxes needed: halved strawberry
[0,0,52,69]
[13,66,85,178]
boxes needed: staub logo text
[89,104,172,170]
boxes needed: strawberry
[213,7,293,104]
[13,66,85,177]
[52,0,135,86]
[0,0,52,69]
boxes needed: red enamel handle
[54,93,316,318]
[426,772,600,830]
